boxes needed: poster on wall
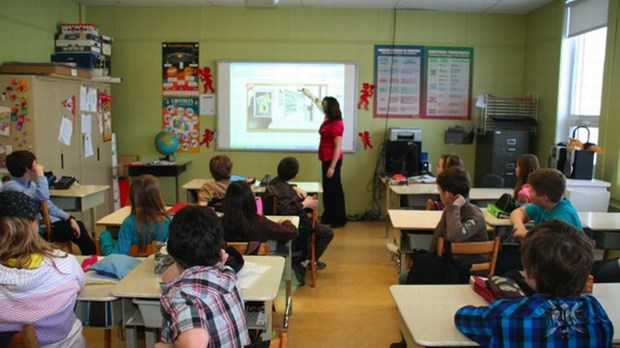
[374,45,423,118]
[373,45,473,120]
[423,47,473,120]
[162,97,200,153]
[162,42,200,97]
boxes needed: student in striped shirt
[454,220,613,347]
[0,191,86,347]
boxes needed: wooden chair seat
[7,325,40,348]
[436,236,500,276]
[227,241,270,255]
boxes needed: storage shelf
[477,93,538,135]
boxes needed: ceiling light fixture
[244,0,279,6]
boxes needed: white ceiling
[72,0,555,14]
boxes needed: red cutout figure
[357,83,375,110]
[358,131,372,149]
[197,67,215,94]
[200,128,215,148]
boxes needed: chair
[40,201,72,253]
[227,241,271,255]
[480,174,505,188]
[7,325,40,348]
[128,241,157,257]
[436,237,500,276]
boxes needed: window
[558,0,608,144]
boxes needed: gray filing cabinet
[475,129,532,188]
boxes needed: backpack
[405,243,471,285]
[495,193,517,213]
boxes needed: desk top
[390,185,511,200]
[111,255,285,302]
[50,184,109,197]
[128,160,191,176]
[484,210,620,231]
[97,205,300,229]
[391,283,620,346]
[182,179,323,194]
[389,209,493,232]
[129,160,191,168]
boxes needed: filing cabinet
[475,130,532,188]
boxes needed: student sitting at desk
[265,156,334,285]
[2,150,96,255]
[99,174,170,256]
[397,167,488,284]
[222,181,299,243]
[513,154,539,205]
[0,191,87,347]
[197,154,233,210]
[455,220,613,347]
[156,206,250,348]
[427,154,464,210]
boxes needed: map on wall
[374,45,473,120]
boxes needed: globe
[154,131,180,161]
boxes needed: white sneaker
[385,242,399,255]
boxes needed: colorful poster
[423,47,473,120]
[162,42,200,97]
[374,45,423,118]
[162,98,200,153]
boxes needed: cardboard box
[0,63,91,79]
[56,32,101,41]
[51,53,103,69]
[60,23,99,36]
[118,154,139,178]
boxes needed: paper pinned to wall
[84,133,94,158]
[200,94,215,115]
[80,86,98,112]
[58,117,73,146]
[81,114,92,134]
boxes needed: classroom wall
[1,0,617,212]
[82,6,531,212]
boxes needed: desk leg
[124,325,137,348]
[89,207,97,238]
[145,329,157,347]
[385,186,392,238]
[175,176,180,203]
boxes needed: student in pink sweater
[0,191,85,347]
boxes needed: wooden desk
[182,179,323,203]
[97,206,299,314]
[385,184,511,236]
[388,209,494,272]
[484,210,620,255]
[128,161,191,203]
[111,255,285,348]
[390,284,620,347]
[50,184,109,236]
[75,255,121,348]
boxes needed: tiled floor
[83,221,403,347]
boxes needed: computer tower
[385,140,421,177]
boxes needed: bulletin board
[374,45,473,120]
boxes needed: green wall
[1,0,618,212]
[84,6,530,211]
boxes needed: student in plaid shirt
[454,220,613,347]
[155,206,250,348]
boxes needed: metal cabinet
[475,129,532,188]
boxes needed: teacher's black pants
[321,160,346,226]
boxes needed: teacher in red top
[318,96,347,228]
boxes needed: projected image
[217,61,357,152]
[247,84,325,131]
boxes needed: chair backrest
[128,241,157,257]
[8,325,40,348]
[480,174,505,188]
[39,201,72,253]
[227,241,271,255]
[436,237,500,276]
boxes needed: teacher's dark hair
[322,96,342,121]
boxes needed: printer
[389,128,422,142]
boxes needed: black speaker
[385,140,421,177]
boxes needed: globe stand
[158,153,176,162]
